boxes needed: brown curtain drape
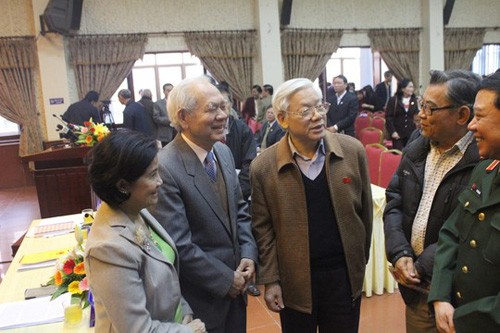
[281,29,343,81]
[0,37,44,156]
[444,28,486,70]
[184,30,256,101]
[68,34,148,100]
[368,28,421,94]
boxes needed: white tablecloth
[363,184,398,297]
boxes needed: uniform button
[462,266,469,273]
[470,240,477,248]
[464,201,470,208]
[478,212,485,221]
[456,291,462,299]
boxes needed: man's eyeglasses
[419,101,459,116]
[285,102,331,119]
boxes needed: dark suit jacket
[225,116,257,200]
[152,135,258,330]
[375,82,391,108]
[256,121,285,149]
[138,96,157,139]
[123,100,152,136]
[154,98,176,143]
[62,99,101,126]
[385,95,419,140]
[326,88,359,137]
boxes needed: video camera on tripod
[100,100,116,130]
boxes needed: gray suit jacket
[85,202,192,333]
[151,135,258,329]
[154,98,176,143]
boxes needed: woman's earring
[119,189,128,195]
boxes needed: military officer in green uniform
[429,68,500,333]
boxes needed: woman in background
[85,129,205,333]
[385,79,419,150]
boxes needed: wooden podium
[22,145,93,218]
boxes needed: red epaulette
[486,160,500,172]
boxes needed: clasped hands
[228,258,255,298]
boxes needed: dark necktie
[261,124,271,150]
[204,151,217,182]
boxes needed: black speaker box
[281,0,293,26]
[43,0,83,35]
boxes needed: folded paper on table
[18,260,57,271]
[26,221,76,238]
[0,293,70,329]
[21,248,71,265]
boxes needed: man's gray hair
[118,89,131,99]
[272,78,323,118]
[167,76,212,130]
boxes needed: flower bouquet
[46,225,90,308]
[75,118,110,147]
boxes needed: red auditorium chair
[359,127,384,147]
[371,116,386,133]
[365,143,387,185]
[378,149,402,188]
[355,113,372,139]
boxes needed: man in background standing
[326,75,359,137]
[137,88,157,139]
[154,83,176,146]
[62,90,101,125]
[375,70,393,110]
[257,84,273,123]
[118,89,151,136]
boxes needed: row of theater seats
[365,143,402,188]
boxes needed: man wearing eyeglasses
[152,76,258,333]
[250,78,372,333]
[429,69,500,333]
[384,69,482,333]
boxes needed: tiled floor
[0,186,406,332]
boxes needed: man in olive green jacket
[250,78,372,333]
[429,69,500,333]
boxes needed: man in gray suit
[154,83,177,147]
[152,76,258,333]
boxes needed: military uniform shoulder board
[486,160,500,172]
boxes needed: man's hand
[393,257,421,286]
[237,258,255,283]
[227,271,246,298]
[264,282,285,312]
[327,126,338,133]
[186,319,207,333]
[433,301,455,333]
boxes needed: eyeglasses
[206,101,228,113]
[419,101,459,115]
[285,102,331,119]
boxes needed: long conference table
[0,185,395,331]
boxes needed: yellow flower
[85,135,93,144]
[74,262,85,275]
[68,280,82,294]
[54,270,63,286]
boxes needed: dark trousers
[280,266,361,333]
[209,295,246,333]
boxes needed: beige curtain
[282,29,343,80]
[368,28,420,94]
[184,30,256,101]
[444,28,486,70]
[0,37,44,156]
[68,34,148,100]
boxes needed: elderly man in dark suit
[154,83,177,147]
[256,105,285,151]
[326,75,359,137]
[118,89,152,136]
[151,76,258,333]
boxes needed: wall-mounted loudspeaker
[281,0,293,26]
[42,0,83,35]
